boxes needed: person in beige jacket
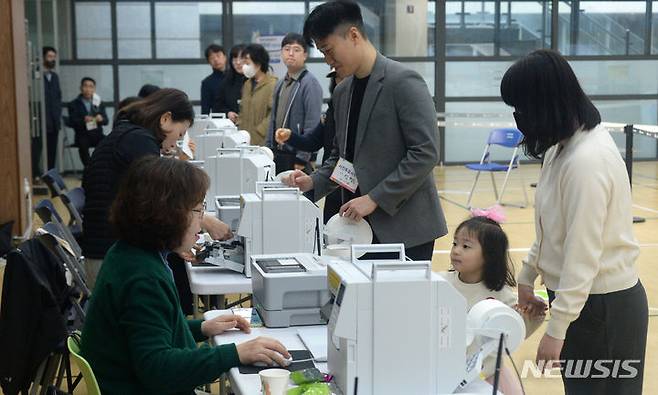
[237,44,277,146]
[502,49,647,395]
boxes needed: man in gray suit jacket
[285,0,447,260]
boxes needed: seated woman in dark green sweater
[80,156,290,395]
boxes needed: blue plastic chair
[35,199,83,257]
[42,168,86,213]
[41,221,67,240]
[465,128,528,208]
[60,190,84,234]
[35,199,65,224]
[39,223,91,303]
[42,168,69,198]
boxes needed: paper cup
[259,368,290,395]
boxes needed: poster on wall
[256,34,286,78]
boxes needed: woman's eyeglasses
[192,201,207,219]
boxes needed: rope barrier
[632,125,658,140]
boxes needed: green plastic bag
[290,368,324,385]
[286,382,330,395]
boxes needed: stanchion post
[624,124,634,186]
[624,124,646,224]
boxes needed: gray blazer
[310,53,447,248]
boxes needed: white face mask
[242,63,257,79]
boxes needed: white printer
[250,253,330,328]
[215,181,286,230]
[325,244,467,395]
[324,244,526,395]
[187,113,240,140]
[196,129,250,163]
[201,186,322,277]
[204,146,276,210]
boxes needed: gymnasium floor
[432,162,658,395]
[1,162,656,394]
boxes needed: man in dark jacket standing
[67,77,108,168]
[43,46,62,171]
[201,44,226,114]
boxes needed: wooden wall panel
[0,0,31,237]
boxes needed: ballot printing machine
[196,184,323,279]
[245,244,526,395]
[203,145,276,210]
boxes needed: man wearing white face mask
[237,44,278,146]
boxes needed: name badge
[85,119,97,131]
[330,157,359,193]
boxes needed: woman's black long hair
[226,44,246,83]
[500,49,601,159]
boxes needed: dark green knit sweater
[80,241,240,394]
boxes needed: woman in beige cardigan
[237,44,277,146]
[502,49,647,395]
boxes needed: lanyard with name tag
[85,119,97,131]
[330,157,358,193]
[331,84,359,193]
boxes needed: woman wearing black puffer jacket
[81,88,231,289]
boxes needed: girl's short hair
[455,216,516,291]
[110,156,209,252]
